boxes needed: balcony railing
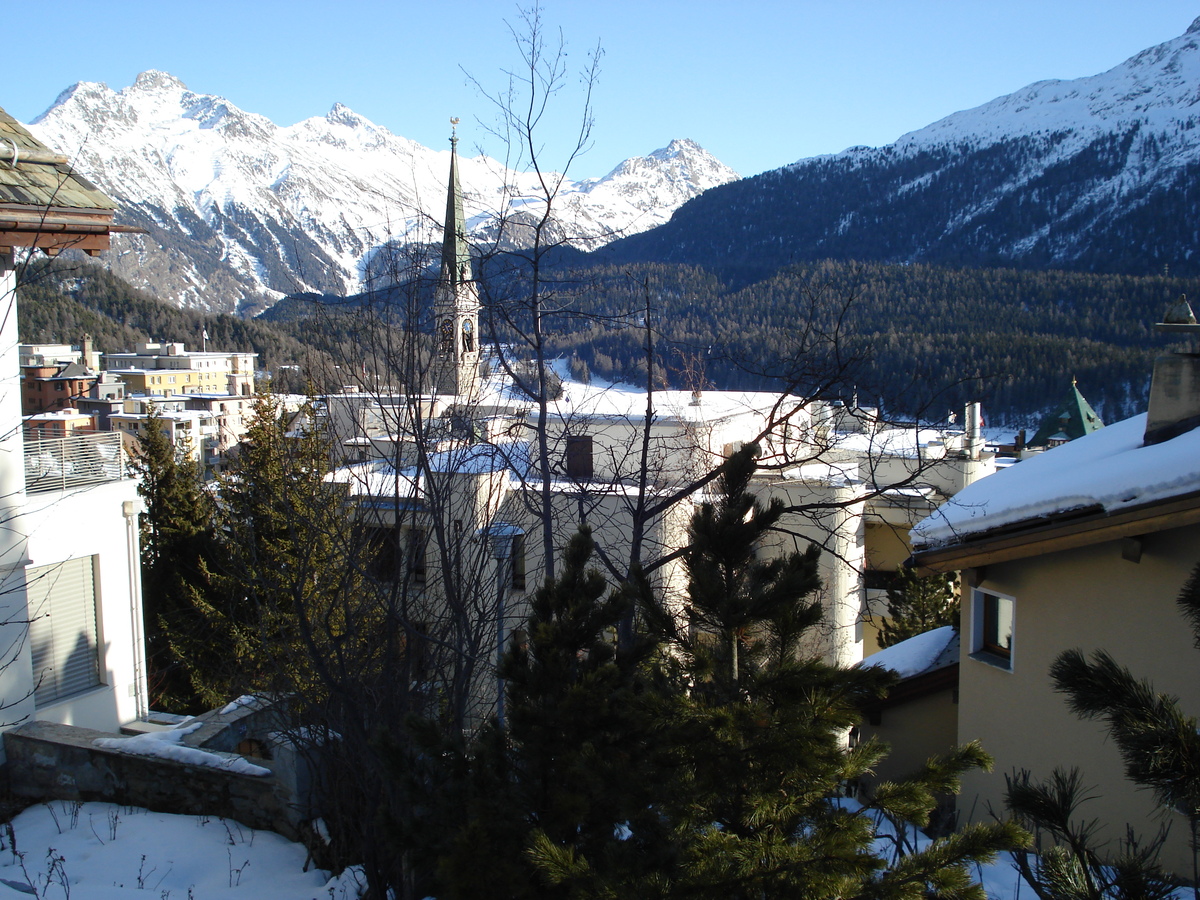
[24,432,126,494]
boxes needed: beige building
[23,407,96,440]
[104,341,256,398]
[322,136,1001,728]
[911,306,1200,875]
[856,625,960,799]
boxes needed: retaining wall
[3,700,314,840]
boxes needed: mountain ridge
[25,72,738,313]
[597,17,1200,283]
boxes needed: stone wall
[3,699,315,840]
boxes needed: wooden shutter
[27,556,99,705]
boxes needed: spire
[441,119,470,287]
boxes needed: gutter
[908,488,1200,573]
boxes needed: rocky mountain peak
[325,102,368,129]
[23,73,737,313]
[132,70,188,93]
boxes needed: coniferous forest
[17,254,1194,425]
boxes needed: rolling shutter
[27,556,100,705]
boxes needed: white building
[0,106,148,756]
[323,135,999,686]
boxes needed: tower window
[461,320,474,353]
[408,528,427,584]
[511,533,526,590]
[565,435,594,480]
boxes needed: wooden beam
[0,230,110,254]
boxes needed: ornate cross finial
[450,116,460,148]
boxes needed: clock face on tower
[461,320,474,353]
[440,319,454,354]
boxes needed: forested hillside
[15,256,1189,426]
[536,260,1194,424]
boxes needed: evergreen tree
[130,409,220,711]
[1045,562,1200,895]
[877,566,959,649]
[645,445,1025,899]
[215,392,356,698]
[431,529,666,899]
[1005,767,1178,900]
[523,447,1025,899]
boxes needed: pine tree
[1005,767,1177,900]
[131,409,220,711]
[877,566,959,649]
[214,392,356,699]
[648,445,1025,899]
[433,529,667,899]
[1044,562,1200,896]
[390,447,1026,899]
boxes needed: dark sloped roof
[1030,378,1104,446]
[0,106,115,212]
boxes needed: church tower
[433,124,481,399]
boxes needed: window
[365,527,400,582]
[27,556,101,705]
[407,528,427,584]
[565,435,594,480]
[511,533,526,590]
[972,588,1014,669]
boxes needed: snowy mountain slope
[26,72,737,313]
[601,16,1200,283]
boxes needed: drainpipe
[123,498,148,719]
[0,251,34,735]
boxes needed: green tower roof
[440,130,470,287]
[1030,378,1104,447]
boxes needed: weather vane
[450,117,460,144]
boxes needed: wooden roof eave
[0,229,111,256]
[909,489,1200,574]
[862,662,959,714]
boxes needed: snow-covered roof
[830,427,959,459]
[913,414,1200,549]
[327,441,533,499]
[545,380,804,426]
[862,626,958,680]
[326,458,421,500]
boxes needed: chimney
[964,400,984,460]
[1144,296,1200,445]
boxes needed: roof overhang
[0,204,131,257]
[910,488,1200,573]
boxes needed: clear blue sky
[6,2,1198,177]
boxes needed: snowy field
[0,801,363,900]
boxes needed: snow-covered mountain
[26,72,738,313]
[603,16,1200,282]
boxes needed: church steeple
[433,119,481,399]
[441,125,471,288]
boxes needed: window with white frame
[27,556,101,705]
[971,588,1014,669]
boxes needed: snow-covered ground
[0,802,363,900]
[4,798,1190,898]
